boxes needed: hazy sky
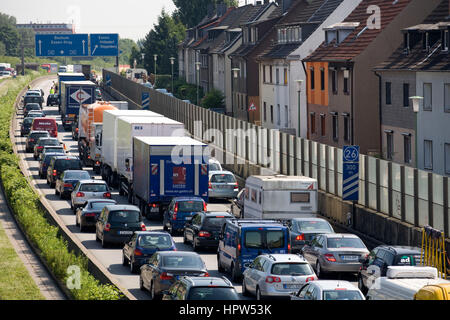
[2,0,251,42]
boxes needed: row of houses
[178,0,450,175]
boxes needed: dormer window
[422,32,430,51]
[442,30,449,51]
[277,26,301,44]
[403,32,410,54]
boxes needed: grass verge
[0,72,123,300]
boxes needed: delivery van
[31,118,58,138]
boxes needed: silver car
[290,280,365,300]
[208,170,239,199]
[242,254,317,300]
[71,179,112,213]
[301,233,369,277]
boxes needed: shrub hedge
[0,74,123,300]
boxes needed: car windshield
[326,237,366,249]
[202,217,229,230]
[295,220,333,233]
[323,290,364,300]
[209,163,221,171]
[23,118,34,125]
[40,139,59,146]
[138,234,173,249]
[211,174,235,183]
[271,263,314,276]
[162,255,204,269]
[187,287,239,300]
[79,183,108,192]
[109,210,141,223]
[55,159,81,170]
[177,201,204,212]
[244,230,285,249]
[90,202,115,210]
[65,171,90,180]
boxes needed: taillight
[173,203,178,220]
[141,223,146,231]
[208,182,212,189]
[288,243,291,253]
[76,192,85,197]
[88,155,91,159]
[53,169,57,176]
[160,272,173,280]
[237,244,241,256]
[203,202,207,211]
[75,128,78,133]
[134,249,143,256]
[324,254,336,262]
[265,276,281,283]
[198,231,211,238]
[234,182,238,190]
[149,203,158,208]
[85,213,96,217]
[103,192,111,198]
[37,146,43,149]
[63,183,72,188]
[201,272,210,277]
[295,234,305,241]
[104,223,111,231]
[305,276,317,283]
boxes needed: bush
[200,88,224,109]
[0,75,123,300]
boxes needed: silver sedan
[71,179,112,213]
[301,233,369,278]
[208,170,239,199]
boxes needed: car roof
[309,280,360,291]
[85,199,116,204]
[376,246,422,255]
[78,179,106,184]
[322,233,360,239]
[134,231,170,236]
[261,254,308,263]
[172,197,205,202]
[203,211,233,217]
[157,251,199,257]
[105,204,139,211]
[209,170,234,175]
[182,277,233,287]
[29,130,49,134]
[53,155,79,159]
[38,137,58,141]
[292,217,330,222]
[43,145,63,148]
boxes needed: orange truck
[78,101,128,172]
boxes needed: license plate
[341,255,359,261]
[119,231,133,235]
[150,207,159,212]
[283,284,301,289]
[185,217,192,221]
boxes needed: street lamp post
[153,54,158,88]
[170,57,175,94]
[410,95,423,168]
[195,61,201,106]
[295,79,304,137]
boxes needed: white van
[366,266,450,300]
[243,175,318,220]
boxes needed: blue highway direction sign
[342,145,360,201]
[35,34,89,57]
[142,92,150,110]
[90,34,119,56]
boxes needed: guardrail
[103,69,449,241]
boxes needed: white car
[290,280,365,300]
[208,157,222,171]
[242,254,317,300]
[71,179,111,213]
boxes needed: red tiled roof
[304,0,413,62]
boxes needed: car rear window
[323,290,364,300]
[44,147,64,153]
[109,210,140,223]
[203,217,229,229]
[79,183,108,192]
[138,234,173,249]
[162,255,204,269]
[177,200,204,212]
[40,139,59,146]
[23,118,34,125]
[65,171,90,180]
[244,230,285,249]
[211,174,235,183]
[271,263,314,276]
[30,133,49,139]
[326,237,366,249]
[90,202,115,210]
[295,220,333,233]
[55,159,82,170]
[209,163,221,171]
[187,287,239,300]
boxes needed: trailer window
[291,192,310,203]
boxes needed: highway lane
[14,76,247,300]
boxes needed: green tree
[0,13,20,56]
[128,45,141,68]
[201,88,224,109]
[173,0,238,28]
[118,38,138,65]
[0,41,6,56]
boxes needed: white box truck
[243,175,318,220]
[116,116,185,201]
[100,109,163,190]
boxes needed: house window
[310,113,316,134]
[444,83,450,112]
[403,83,409,107]
[320,68,325,91]
[424,139,433,170]
[332,114,338,141]
[386,132,394,160]
[284,68,288,85]
[310,67,315,90]
[331,70,337,94]
[343,70,349,94]
[276,68,279,84]
[320,114,326,136]
[443,30,449,51]
[264,102,267,122]
[343,114,350,142]
[285,105,288,127]
[385,82,392,105]
[263,65,266,83]
[403,135,411,164]
[423,83,432,111]
[445,143,450,174]
[270,65,273,83]
[270,105,274,123]
[277,104,281,126]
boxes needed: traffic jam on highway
[14,70,450,301]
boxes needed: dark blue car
[163,197,206,236]
[122,231,177,273]
[55,170,91,199]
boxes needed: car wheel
[101,236,108,248]
[50,181,55,188]
[183,231,188,244]
[122,253,129,266]
[75,214,79,226]
[55,188,59,196]
[139,275,145,291]
[95,231,100,242]
[358,274,368,295]
[150,281,159,300]
[130,259,137,274]
[217,254,225,273]
[169,224,176,236]
[242,278,250,297]
[316,261,325,278]
[256,287,264,301]
[192,237,199,252]
[231,263,241,283]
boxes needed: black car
[46,94,59,106]
[75,199,117,232]
[183,211,233,251]
[20,117,34,136]
[25,130,50,152]
[357,245,423,294]
[55,170,91,199]
[46,156,83,187]
[230,189,244,218]
[162,276,239,300]
[33,137,60,160]
[95,204,146,248]
[24,103,42,117]
[122,231,177,273]
[38,153,62,179]
[289,217,335,253]
[23,95,43,107]
[139,251,209,300]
